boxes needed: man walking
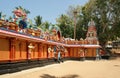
[58,51,61,63]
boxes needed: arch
[57,31,61,40]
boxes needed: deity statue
[28,43,35,59]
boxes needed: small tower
[86,19,98,44]
[52,28,61,41]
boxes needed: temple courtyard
[0,58,120,78]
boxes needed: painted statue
[12,6,30,29]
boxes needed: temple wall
[0,36,98,63]
[64,47,69,57]
[14,41,27,60]
[73,48,78,57]
[0,38,9,61]
[50,45,54,58]
[15,41,21,60]
[30,43,38,59]
[70,48,73,57]
[21,41,27,59]
[38,44,42,58]
[34,43,39,59]
[43,45,48,58]
[86,48,96,57]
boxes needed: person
[60,46,64,62]
[58,51,61,63]
[96,48,100,60]
[53,46,57,62]
[57,46,63,63]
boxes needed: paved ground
[0,58,120,78]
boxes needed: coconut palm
[41,21,51,32]
[34,15,42,27]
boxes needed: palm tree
[41,21,50,32]
[34,15,42,27]
[49,24,60,32]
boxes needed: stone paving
[0,59,120,78]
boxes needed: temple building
[0,9,101,74]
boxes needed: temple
[86,19,98,44]
[0,8,101,74]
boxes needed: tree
[34,15,42,27]
[81,0,110,47]
[41,21,51,31]
[82,0,120,47]
[67,5,81,19]
[56,0,120,47]
[56,14,74,38]
[67,5,82,39]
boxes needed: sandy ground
[0,58,120,78]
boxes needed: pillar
[9,38,16,61]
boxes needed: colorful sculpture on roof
[13,6,30,29]
[13,6,30,20]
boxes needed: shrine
[0,8,101,74]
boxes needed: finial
[88,19,95,26]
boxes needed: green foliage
[57,5,88,40]
[56,14,74,38]
[56,0,120,47]
[34,15,60,33]
[34,15,42,27]
[41,21,51,31]
[84,0,120,46]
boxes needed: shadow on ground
[40,74,80,78]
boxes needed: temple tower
[86,19,99,44]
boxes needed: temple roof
[0,28,101,48]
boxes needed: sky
[0,0,88,24]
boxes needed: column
[9,38,16,61]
